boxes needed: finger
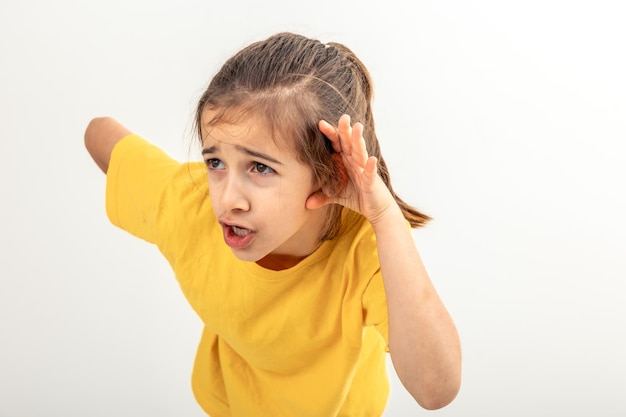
[318,120,342,153]
[350,122,368,167]
[363,156,378,186]
[337,114,352,155]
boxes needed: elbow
[415,389,459,411]
[84,117,101,143]
[84,117,111,151]
[83,117,108,163]
[403,372,462,411]
[416,385,460,411]
[84,117,127,174]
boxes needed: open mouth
[221,222,256,249]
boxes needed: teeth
[231,225,250,237]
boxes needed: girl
[85,32,461,417]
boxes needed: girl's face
[201,111,328,270]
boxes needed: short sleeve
[105,134,181,244]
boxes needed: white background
[1,0,625,416]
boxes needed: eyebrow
[202,145,283,165]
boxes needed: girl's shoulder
[329,209,379,267]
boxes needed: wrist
[369,201,405,232]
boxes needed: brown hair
[195,32,430,240]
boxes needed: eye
[205,158,224,170]
[252,162,275,175]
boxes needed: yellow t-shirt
[106,134,390,417]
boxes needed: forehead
[201,109,295,151]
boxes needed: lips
[220,222,256,250]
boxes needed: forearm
[372,205,461,410]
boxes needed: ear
[306,153,348,210]
[331,153,348,189]
[305,187,335,210]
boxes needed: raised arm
[313,115,462,409]
[84,117,132,173]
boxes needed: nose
[220,174,250,212]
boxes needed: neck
[256,206,329,271]
[256,252,309,271]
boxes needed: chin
[230,248,266,263]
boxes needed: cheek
[277,193,314,224]
[206,177,221,206]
